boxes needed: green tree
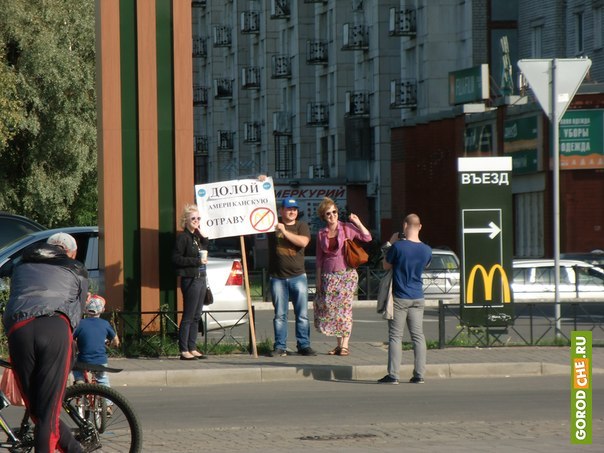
[0,0,96,227]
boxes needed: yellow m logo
[466,264,511,304]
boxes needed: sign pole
[240,236,258,357]
[517,58,592,340]
[551,59,562,339]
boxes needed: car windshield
[426,254,459,270]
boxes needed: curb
[110,362,594,387]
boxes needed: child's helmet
[86,295,106,315]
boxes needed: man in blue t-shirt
[72,295,119,386]
[378,213,432,385]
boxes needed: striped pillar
[96,0,194,322]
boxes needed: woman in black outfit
[172,204,209,360]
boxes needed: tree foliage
[0,0,96,227]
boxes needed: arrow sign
[463,221,501,239]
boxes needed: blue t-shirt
[386,240,432,299]
[73,317,117,365]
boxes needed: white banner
[195,178,277,239]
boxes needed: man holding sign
[267,197,316,357]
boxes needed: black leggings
[8,316,82,453]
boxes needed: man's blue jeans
[270,274,310,350]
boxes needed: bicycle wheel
[62,383,142,453]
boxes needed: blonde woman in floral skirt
[314,197,371,356]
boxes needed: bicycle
[0,359,142,452]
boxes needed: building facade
[392,0,604,256]
[191,0,460,236]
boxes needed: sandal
[338,347,350,356]
[328,346,341,355]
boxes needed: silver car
[512,259,604,302]
[0,227,248,330]
[422,249,461,299]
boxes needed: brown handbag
[344,238,369,268]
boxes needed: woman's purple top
[316,221,372,274]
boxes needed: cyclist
[3,232,89,453]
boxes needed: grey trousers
[387,297,426,380]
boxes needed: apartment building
[191,0,431,235]
[392,0,604,256]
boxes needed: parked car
[512,259,604,301]
[422,248,461,298]
[0,227,248,330]
[0,226,101,291]
[0,212,45,249]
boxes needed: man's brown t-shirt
[268,220,310,278]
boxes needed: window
[531,25,543,58]
[576,12,584,54]
[594,7,603,50]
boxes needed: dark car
[0,226,100,292]
[0,212,45,249]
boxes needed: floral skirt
[314,268,358,337]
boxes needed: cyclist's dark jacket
[3,243,89,334]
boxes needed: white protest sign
[195,178,277,239]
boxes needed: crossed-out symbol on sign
[250,207,276,232]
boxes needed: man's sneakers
[377,375,399,385]
[378,375,425,384]
[268,348,288,357]
[269,346,317,356]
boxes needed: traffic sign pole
[517,58,592,339]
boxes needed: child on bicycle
[72,295,120,387]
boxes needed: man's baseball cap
[86,295,106,315]
[47,232,77,252]
[281,197,299,209]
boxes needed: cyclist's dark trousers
[8,315,83,453]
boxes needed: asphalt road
[124,375,602,452]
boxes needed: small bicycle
[0,359,142,452]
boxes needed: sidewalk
[106,341,604,387]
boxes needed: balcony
[271,54,291,78]
[352,0,364,11]
[191,0,206,7]
[389,8,416,37]
[214,78,233,99]
[273,111,292,135]
[345,91,369,116]
[270,0,290,19]
[195,135,209,156]
[193,37,207,58]
[243,122,261,143]
[306,40,328,65]
[306,102,329,127]
[213,26,232,47]
[241,11,260,34]
[390,79,417,109]
[241,67,261,89]
[217,130,235,151]
[193,85,209,106]
[342,24,368,50]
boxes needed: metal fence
[109,307,253,357]
[437,301,604,347]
